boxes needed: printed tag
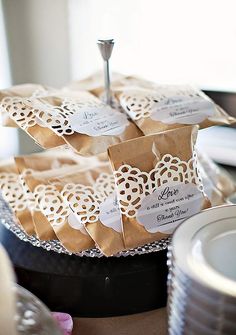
[150,96,215,124]
[99,193,122,233]
[69,106,129,136]
[68,212,88,235]
[136,183,203,233]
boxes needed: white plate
[172,205,236,298]
[169,266,236,309]
[169,310,236,335]
[168,286,236,324]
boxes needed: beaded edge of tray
[0,195,171,258]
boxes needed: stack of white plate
[168,205,236,335]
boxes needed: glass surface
[15,285,62,335]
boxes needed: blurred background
[0,0,236,158]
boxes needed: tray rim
[0,194,171,258]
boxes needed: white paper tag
[68,212,88,235]
[69,106,129,136]
[99,193,122,233]
[150,96,215,124]
[136,183,204,234]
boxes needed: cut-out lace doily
[120,86,210,121]
[61,173,115,224]
[0,173,28,211]
[33,183,87,232]
[34,184,71,227]
[0,88,58,129]
[33,99,103,136]
[0,90,114,137]
[0,97,37,129]
[114,153,203,218]
[19,169,41,211]
[30,173,115,230]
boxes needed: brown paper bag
[14,150,97,241]
[64,72,155,114]
[64,72,154,99]
[51,164,125,256]
[0,84,66,148]
[114,86,236,135]
[14,148,99,174]
[0,83,51,127]
[30,91,142,156]
[63,72,128,96]
[0,159,35,235]
[23,163,119,253]
[108,125,211,249]
[15,150,80,240]
[24,169,95,253]
[1,86,142,155]
[14,150,84,240]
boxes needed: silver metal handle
[97,39,114,106]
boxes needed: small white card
[137,183,204,233]
[150,96,215,124]
[99,193,122,233]
[69,106,129,136]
